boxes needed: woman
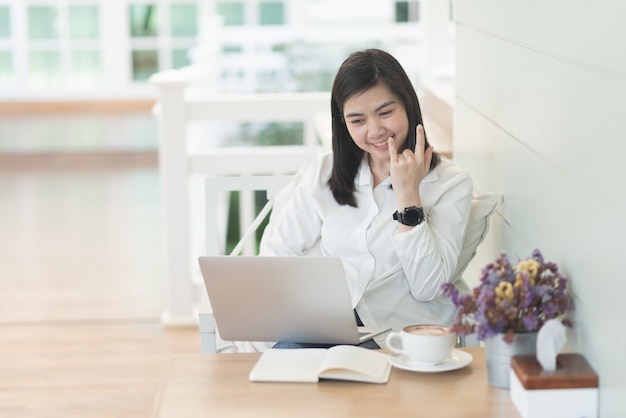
[260,49,473,348]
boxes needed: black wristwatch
[393,206,425,226]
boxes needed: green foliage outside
[222,121,304,147]
[225,190,272,255]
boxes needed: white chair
[454,192,503,347]
[451,193,503,283]
[199,174,296,353]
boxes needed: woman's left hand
[387,124,433,209]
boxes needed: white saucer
[389,349,473,373]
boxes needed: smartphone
[407,119,430,154]
[406,121,417,152]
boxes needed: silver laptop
[198,256,390,345]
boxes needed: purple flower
[441,249,575,341]
[521,312,540,331]
[477,287,495,307]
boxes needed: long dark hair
[328,48,440,207]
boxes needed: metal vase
[484,332,538,388]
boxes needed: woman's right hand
[387,124,432,210]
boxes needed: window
[1,1,210,94]
[28,6,59,40]
[129,2,198,80]
[70,50,102,86]
[0,6,10,38]
[259,2,284,25]
[0,6,11,86]
[24,5,103,89]
[130,4,158,37]
[170,4,198,37]
[69,6,99,39]
[29,51,62,87]
[217,2,244,26]
[395,1,419,23]
[68,6,102,87]
[0,51,12,86]
[132,50,159,81]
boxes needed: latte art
[406,324,450,336]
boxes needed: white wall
[453,1,626,416]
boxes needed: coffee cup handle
[386,331,404,354]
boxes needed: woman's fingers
[416,124,425,154]
[387,135,398,160]
[424,145,433,170]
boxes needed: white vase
[484,332,537,388]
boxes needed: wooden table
[152,347,519,418]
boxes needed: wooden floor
[0,162,199,418]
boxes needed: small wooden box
[510,353,598,418]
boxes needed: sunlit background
[0,1,443,96]
[0,0,453,153]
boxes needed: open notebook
[198,256,390,345]
[249,345,391,383]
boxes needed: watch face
[393,206,424,226]
[404,208,421,225]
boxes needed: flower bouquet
[442,249,574,343]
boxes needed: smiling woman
[255,48,473,351]
[328,49,441,207]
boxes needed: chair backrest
[205,174,294,257]
[450,192,503,284]
[453,193,502,349]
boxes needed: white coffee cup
[386,324,456,365]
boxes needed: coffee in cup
[386,324,456,365]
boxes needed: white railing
[150,68,329,326]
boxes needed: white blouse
[259,152,473,347]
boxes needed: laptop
[198,256,390,345]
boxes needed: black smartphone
[406,121,417,153]
[407,119,430,154]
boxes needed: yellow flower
[495,281,514,302]
[514,273,524,288]
[516,259,540,286]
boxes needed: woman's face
[342,83,409,165]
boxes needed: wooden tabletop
[152,347,518,418]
